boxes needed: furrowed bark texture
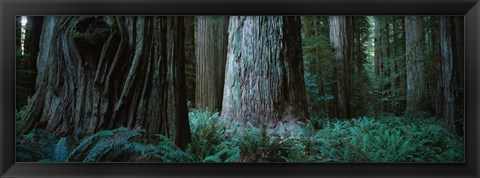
[195,16,229,112]
[20,16,191,148]
[405,16,428,118]
[439,16,456,132]
[329,16,350,119]
[221,16,308,127]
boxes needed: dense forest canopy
[15,16,464,163]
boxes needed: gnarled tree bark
[20,16,191,149]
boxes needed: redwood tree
[195,16,229,112]
[439,16,456,132]
[20,16,191,148]
[329,16,351,119]
[221,16,308,127]
[405,16,428,118]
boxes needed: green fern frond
[54,137,69,162]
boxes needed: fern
[234,123,295,162]
[54,137,69,162]
[139,134,193,162]
[16,129,60,162]
[68,127,145,162]
[202,141,240,163]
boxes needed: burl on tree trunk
[20,16,191,149]
[221,16,309,128]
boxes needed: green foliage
[16,129,68,162]
[202,141,240,163]
[188,109,240,162]
[68,127,149,162]
[39,137,69,162]
[234,123,295,162]
[138,134,193,162]
[17,110,463,163]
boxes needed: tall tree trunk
[405,16,428,118]
[439,16,456,132]
[20,16,191,149]
[393,16,402,115]
[400,17,407,116]
[195,16,229,112]
[374,17,381,78]
[329,16,350,119]
[184,16,196,105]
[453,16,464,136]
[221,16,308,127]
[16,16,22,50]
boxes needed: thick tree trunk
[405,16,428,118]
[184,16,196,105]
[195,16,229,112]
[453,16,464,136]
[221,16,308,127]
[20,16,191,149]
[439,16,456,132]
[329,16,350,119]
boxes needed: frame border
[1,0,479,177]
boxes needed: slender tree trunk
[400,17,407,115]
[405,16,428,118]
[329,16,350,119]
[439,16,456,132]
[221,16,308,127]
[195,16,229,112]
[20,16,191,149]
[393,16,402,115]
[374,18,381,77]
[16,16,22,50]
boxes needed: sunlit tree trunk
[195,16,229,112]
[20,16,191,149]
[221,16,308,127]
[329,16,350,119]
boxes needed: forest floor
[16,109,464,163]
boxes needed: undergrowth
[16,110,464,163]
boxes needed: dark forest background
[15,16,464,163]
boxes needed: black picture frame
[1,0,479,177]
